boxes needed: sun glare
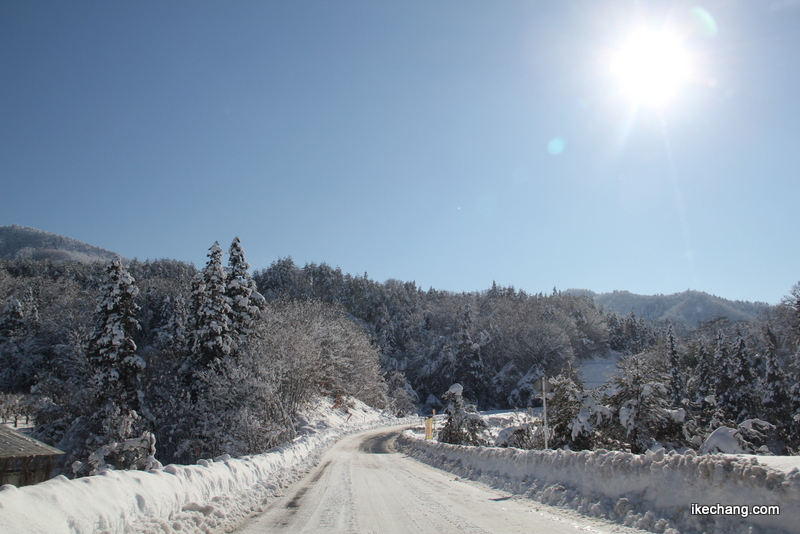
[610,28,691,107]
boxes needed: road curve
[237,425,619,534]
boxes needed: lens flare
[690,6,718,38]
[547,137,566,155]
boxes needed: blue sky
[1,1,798,304]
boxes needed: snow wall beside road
[0,398,398,534]
[397,432,800,534]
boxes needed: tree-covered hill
[568,289,769,327]
[0,225,125,263]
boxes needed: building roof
[0,425,64,459]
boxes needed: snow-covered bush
[569,394,613,450]
[386,370,418,417]
[438,383,487,446]
[495,423,544,449]
[698,426,746,454]
[605,353,686,453]
[696,419,783,455]
[547,373,613,450]
[546,373,584,449]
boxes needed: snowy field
[399,412,800,534]
[0,397,402,534]
[578,352,622,390]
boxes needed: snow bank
[397,432,800,534]
[699,426,746,454]
[0,397,400,534]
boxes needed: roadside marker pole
[542,379,548,449]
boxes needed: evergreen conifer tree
[548,373,588,449]
[82,258,155,474]
[728,335,757,423]
[761,327,791,427]
[453,304,485,406]
[88,258,143,415]
[438,383,487,446]
[693,344,714,402]
[156,295,188,352]
[666,325,684,407]
[0,300,26,390]
[790,347,800,448]
[606,353,682,453]
[0,299,25,339]
[21,286,40,329]
[226,237,266,353]
[712,333,734,425]
[190,242,233,369]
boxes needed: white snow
[5,405,800,534]
[397,414,800,534]
[699,426,746,454]
[0,397,401,534]
[447,383,463,396]
[578,352,621,390]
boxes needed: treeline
[0,243,386,475]
[252,258,627,409]
[254,258,800,454]
[539,295,800,454]
[1,247,797,467]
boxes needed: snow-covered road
[236,425,633,534]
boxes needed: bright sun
[610,28,691,107]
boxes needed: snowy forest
[1,239,799,477]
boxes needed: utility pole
[534,377,549,449]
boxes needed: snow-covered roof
[0,425,64,459]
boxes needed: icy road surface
[237,425,635,534]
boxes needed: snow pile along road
[397,432,800,534]
[0,397,400,534]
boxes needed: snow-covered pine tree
[386,370,418,417]
[784,282,800,343]
[0,299,27,390]
[453,304,486,407]
[226,237,266,354]
[155,294,188,352]
[760,327,791,428]
[254,256,301,300]
[692,344,714,403]
[624,311,645,354]
[190,242,233,369]
[179,243,237,459]
[88,258,143,415]
[712,332,735,425]
[0,299,25,339]
[606,313,626,352]
[606,353,684,453]
[438,383,487,446]
[21,286,40,329]
[666,325,684,408]
[685,342,717,434]
[728,335,758,423]
[791,347,800,448]
[83,257,155,474]
[570,394,613,451]
[547,373,587,449]
[375,303,399,361]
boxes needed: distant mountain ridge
[0,225,772,327]
[567,288,770,327]
[0,225,125,264]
